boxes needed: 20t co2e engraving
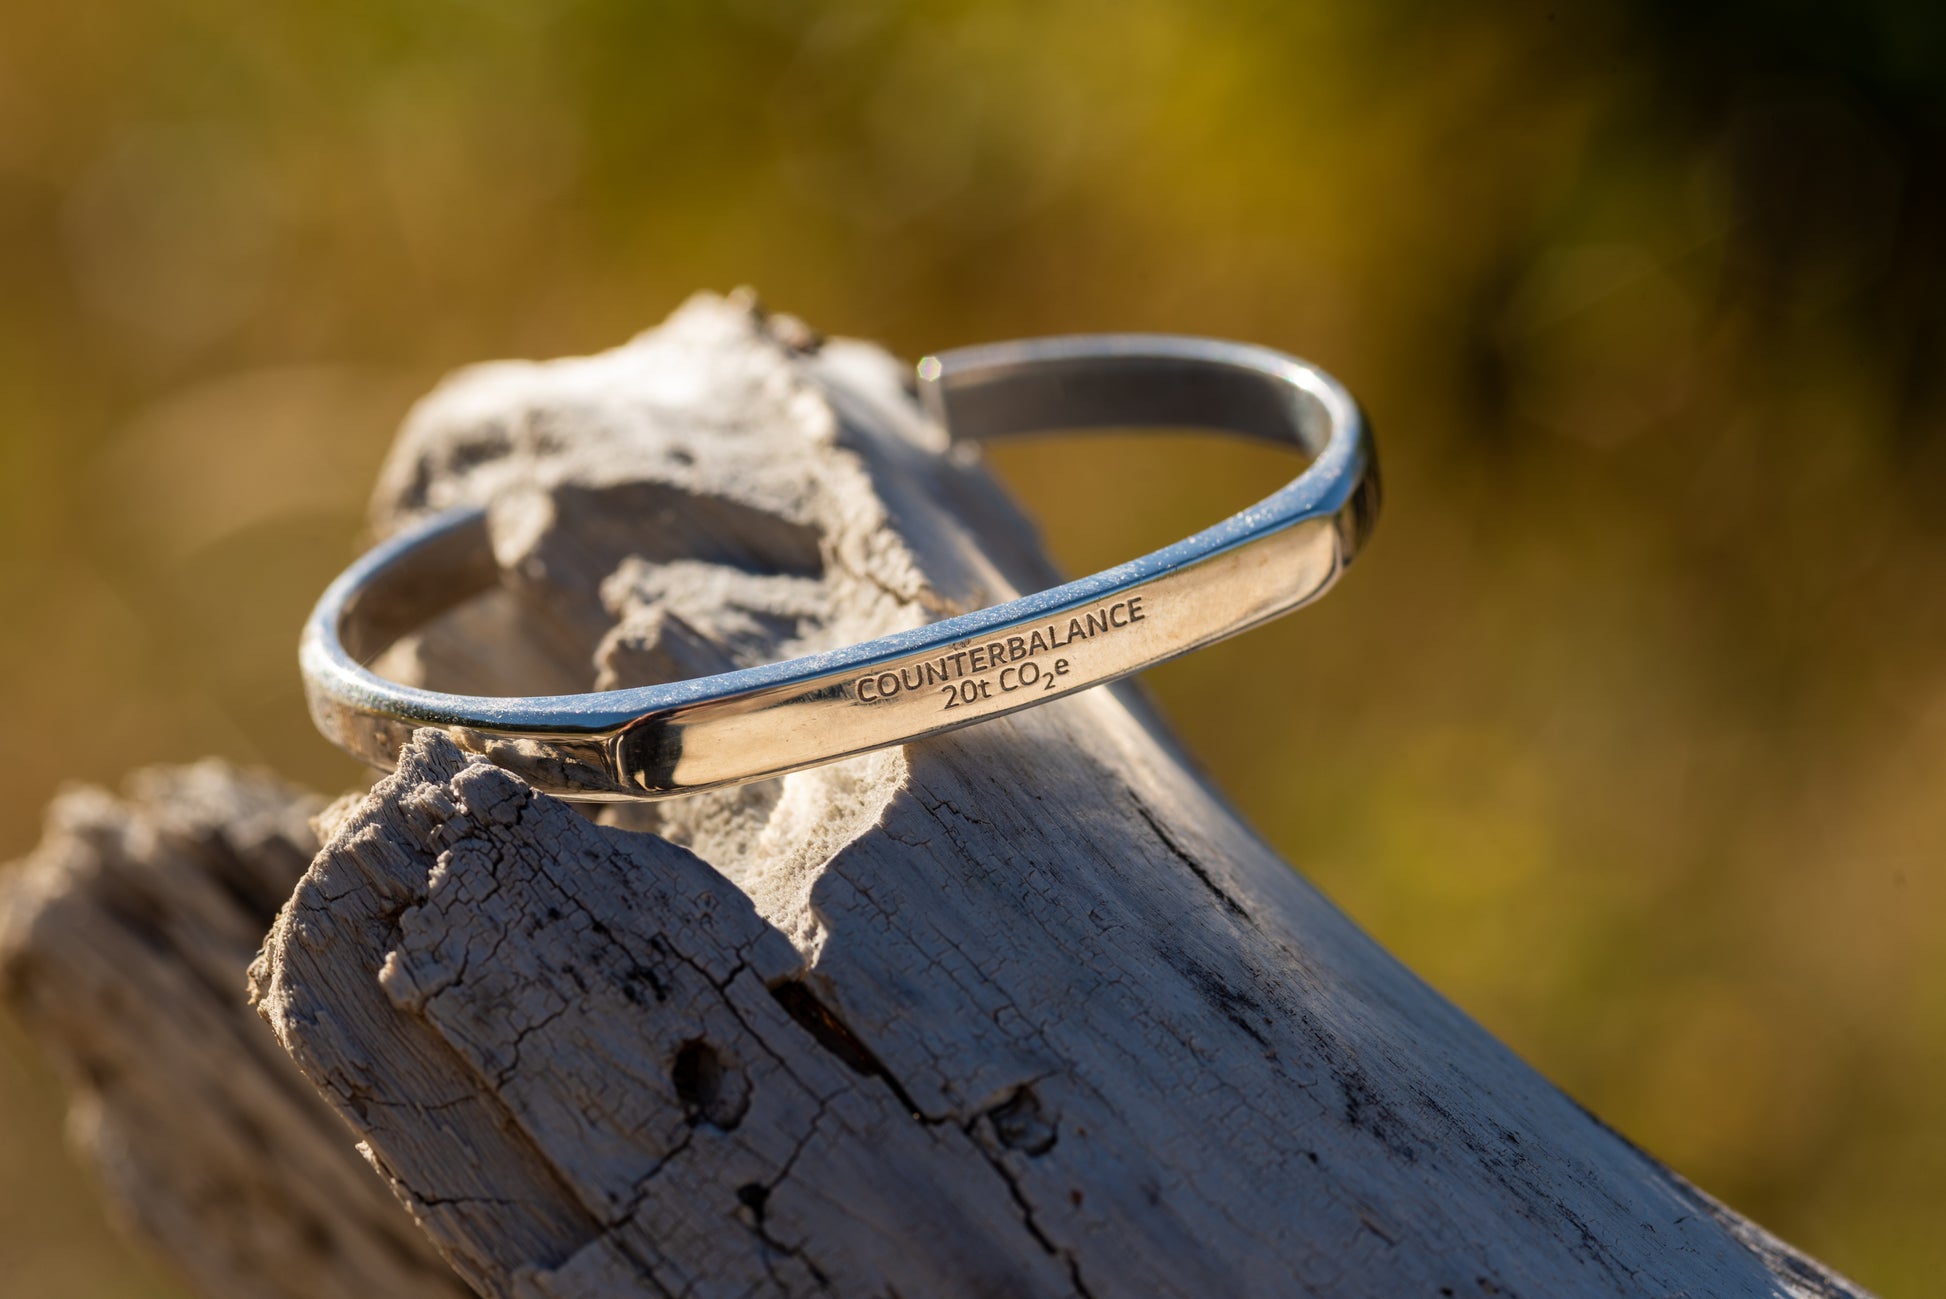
[301,335,1380,800]
[855,595,1144,709]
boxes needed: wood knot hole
[986,1085,1058,1156]
[672,1039,749,1130]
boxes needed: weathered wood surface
[2,290,1869,1299]
[0,763,468,1299]
[245,293,1865,1298]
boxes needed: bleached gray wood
[245,289,1867,1298]
[0,762,470,1299]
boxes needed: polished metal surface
[301,335,1381,799]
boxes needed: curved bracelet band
[301,335,1380,800]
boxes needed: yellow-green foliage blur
[2,2,1943,1295]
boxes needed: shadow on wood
[5,293,1869,1299]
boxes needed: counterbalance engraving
[853,596,1146,709]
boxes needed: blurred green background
[3,1,1944,1294]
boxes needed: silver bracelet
[301,334,1380,799]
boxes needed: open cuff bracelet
[300,334,1381,800]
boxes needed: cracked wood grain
[255,291,1870,1298]
[12,288,1867,1299]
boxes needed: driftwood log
[3,292,1869,1298]
[0,764,469,1299]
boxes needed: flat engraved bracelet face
[302,334,1379,800]
[611,515,1352,796]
